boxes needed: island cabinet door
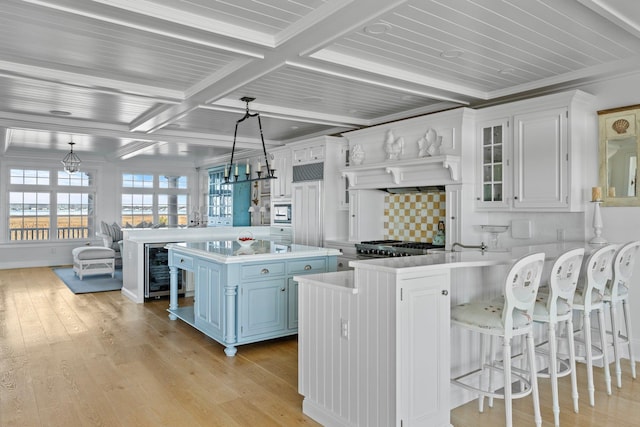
[397,272,450,427]
[193,259,225,340]
[238,279,287,340]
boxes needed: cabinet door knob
[442,290,449,296]
[304,264,312,270]
[261,268,270,275]
[514,196,519,200]
[180,258,184,263]
[281,288,286,292]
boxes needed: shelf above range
[341,155,461,190]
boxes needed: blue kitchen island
[166,239,339,356]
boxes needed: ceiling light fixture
[225,97,275,185]
[440,50,463,59]
[61,140,81,174]
[50,110,71,116]
[363,22,391,35]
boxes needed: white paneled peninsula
[295,242,593,427]
[166,239,339,356]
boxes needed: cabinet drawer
[172,253,194,270]
[241,262,285,279]
[287,258,327,275]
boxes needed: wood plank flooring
[1,267,639,426]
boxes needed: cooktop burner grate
[355,240,445,258]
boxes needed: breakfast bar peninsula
[166,239,339,356]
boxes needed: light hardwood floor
[1,267,639,426]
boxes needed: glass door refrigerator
[144,243,184,298]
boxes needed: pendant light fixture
[61,140,81,174]
[224,97,276,184]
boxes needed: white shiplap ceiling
[0,0,639,166]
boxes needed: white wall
[579,72,640,357]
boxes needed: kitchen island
[166,239,339,356]
[295,241,595,427]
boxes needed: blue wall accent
[232,165,250,226]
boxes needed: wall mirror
[598,105,640,206]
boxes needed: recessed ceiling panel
[131,141,229,159]
[0,0,243,91]
[226,65,447,121]
[0,76,163,124]
[315,0,640,94]
[172,107,348,142]
[7,129,130,155]
[150,0,331,35]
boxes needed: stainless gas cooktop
[355,240,445,258]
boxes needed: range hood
[342,155,461,191]
[381,186,445,194]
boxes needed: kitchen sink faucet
[451,242,488,252]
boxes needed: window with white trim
[121,174,189,227]
[8,168,95,241]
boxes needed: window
[8,169,95,241]
[207,167,233,226]
[121,174,189,227]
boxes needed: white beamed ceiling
[0,0,639,166]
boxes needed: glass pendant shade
[62,141,81,174]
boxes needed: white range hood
[341,155,461,191]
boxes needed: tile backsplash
[384,192,446,242]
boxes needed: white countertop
[295,241,609,292]
[293,270,357,294]
[124,226,271,244]
[348,241,602,273]
[167,239,341,264]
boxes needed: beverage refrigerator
[144,242,185,298]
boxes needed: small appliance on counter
[433,220,445,246]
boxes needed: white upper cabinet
[269,147,292,199]
[513,107,568,209]
[293,145,324,165]
[475,90,595,212]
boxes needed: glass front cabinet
[476,118,511,210]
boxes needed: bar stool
[572,244,617,406]
[604,240,640,388]
[451,252,545,427]
[533,247,585,427]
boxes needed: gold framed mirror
[598,105,640,206]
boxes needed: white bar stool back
[533,247,585,427]
[604,240,640,388]
[451,252,546,427]
[572,244,617,406]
